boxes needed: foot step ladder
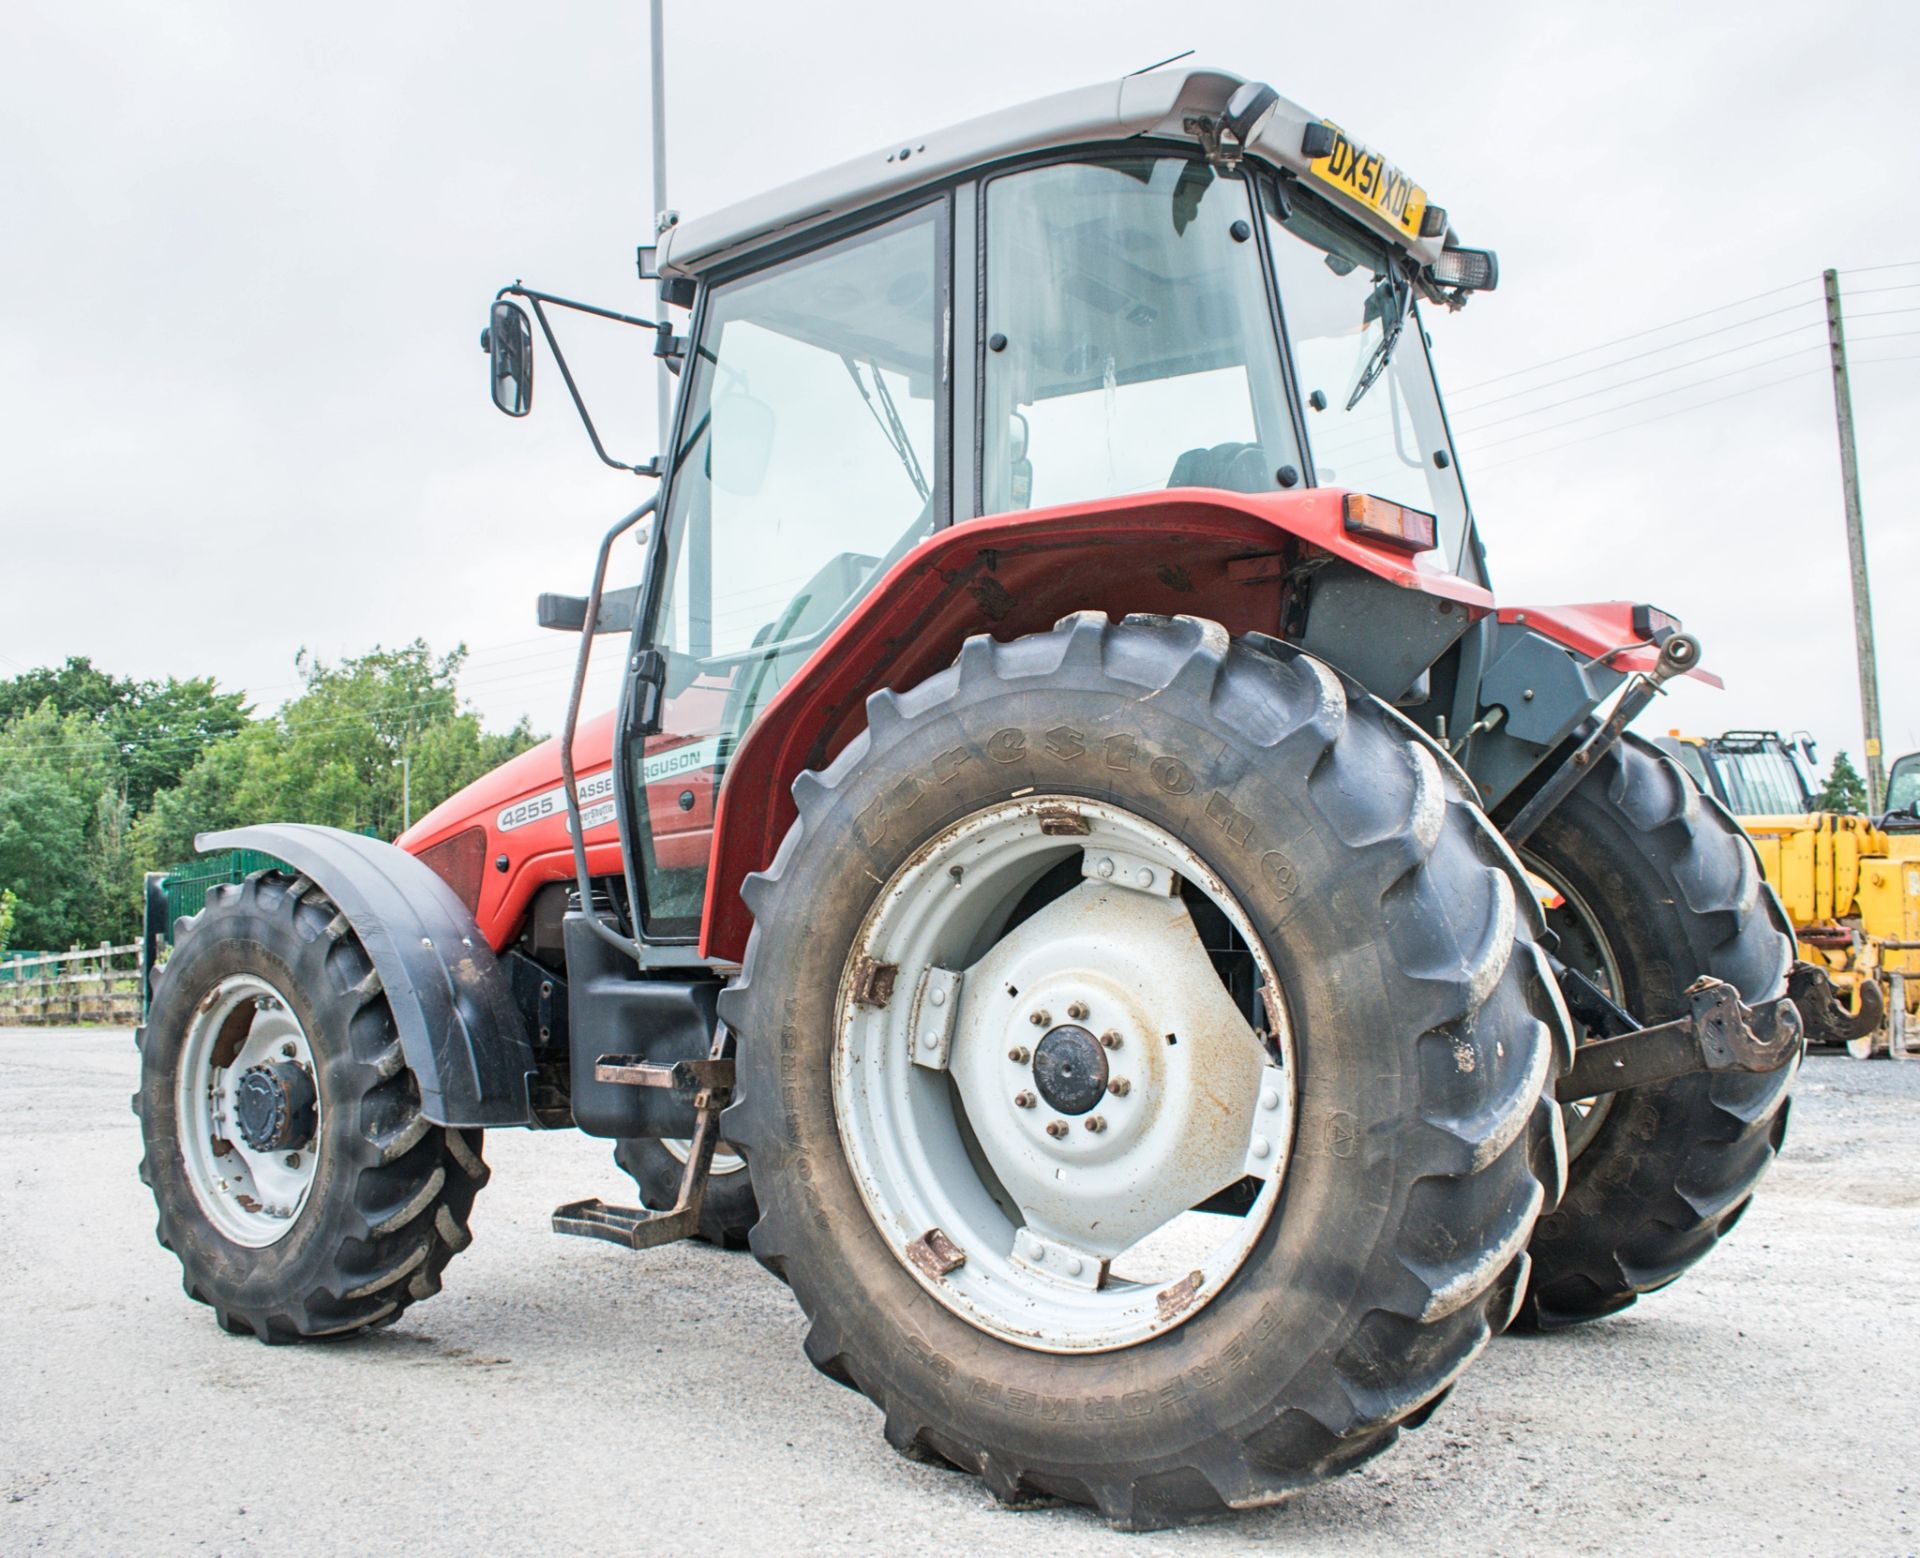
[551,1051,735,1250]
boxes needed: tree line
[0,644,539,954]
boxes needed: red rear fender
[699,487,1491,961]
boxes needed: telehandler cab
[138,68,1804,1528]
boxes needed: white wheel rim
[175,973,323,1247]
[661,1138,747,1175]
[834,797,1296,1354]
[1525,857,1620,1162]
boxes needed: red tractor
[138,69,1803,1528]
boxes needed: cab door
[624,203,950,940]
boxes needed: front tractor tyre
[136,872,489,1342]
[723,614,1571,1529]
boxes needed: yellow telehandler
[1658,732,1920,1057]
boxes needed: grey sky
[5,0,1916,774]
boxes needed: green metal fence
[157,849,292,932]
[0,954,51,985]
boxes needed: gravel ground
[1,1028,1914,1555]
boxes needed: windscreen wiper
[842,356,930,502]
[1345,272,1411,412]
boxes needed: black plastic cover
[563,911,720,1139]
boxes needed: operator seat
[1166,441,1273,494]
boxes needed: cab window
[981,157,1300,515]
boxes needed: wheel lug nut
[1067,1001,1088,1021]
[1014,1091,1036,1109]
[1107,1077,1131,1097]
[1007,1045,1030,1064]
[1084,1115,1107,1133]
[1100,1031,1122,1050]
[1046,1120,1069,1139]
[1030,1010,1050,1027]
[285,1152,301,1167]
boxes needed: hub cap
[1031,1026,1106,1113]
[834,798,1295,1353]
[233,1061,318,1153]
[174,974,323,1247]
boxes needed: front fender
[197,824,535,1128]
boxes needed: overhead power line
[1455,326,1825,431]
[1449,276,1816,394]
[1449,298,1822,412]
[1471,366,1828,474]
[1459,343,1827,449]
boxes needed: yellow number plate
[1307,125,1428,240]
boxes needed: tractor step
[552,1196,704,1250]
[551,1046,736,1250]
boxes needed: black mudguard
[196,824,536,1128]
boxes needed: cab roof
[657,67,1454,281]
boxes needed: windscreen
[1888,756,1920,814]
[1263,183,1470,570]
[1714,744,1814,816]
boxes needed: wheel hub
[174,975,324,1247]
[233,1060,318,1153]
[1032,1024,1107,1114]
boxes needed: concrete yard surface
[1,1029,1914,1555]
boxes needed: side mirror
[483,300,533,417]
[709,393,775,496]
[1008,411,1033,509]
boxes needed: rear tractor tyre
[613,1136,757,1250]
[136,871,489,1342]
[1515,734,1797,1330]
[723,613,1570,1529]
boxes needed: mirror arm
[496,282,660,333]
[498,283,664,477]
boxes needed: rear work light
[1343,492,1439,554]
[1632,603,1682,642]
[1433,245,1498,291]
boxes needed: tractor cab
[486,67,1500,947]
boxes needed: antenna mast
[650,0,672,451]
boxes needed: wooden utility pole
[1823,268,1886,812]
